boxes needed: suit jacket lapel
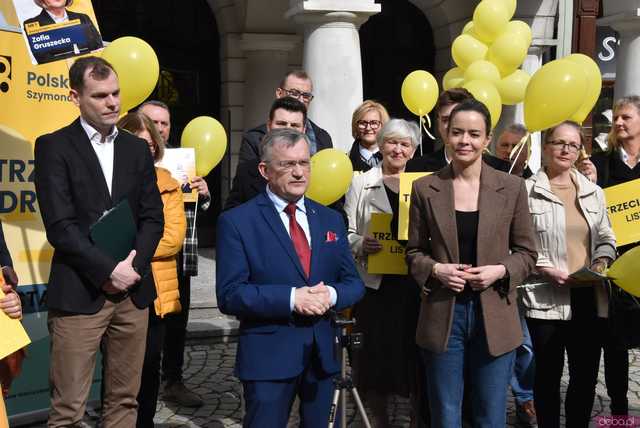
[68,118,112,205]
[428,166,459,263]
[111,132,128,203]
[306,200,324,280]
[365,167,393,213]
[476,164,506,266]
[257,193,308,281]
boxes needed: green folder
[90,199,137,261]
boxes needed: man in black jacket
[406,88,511,173]
[34,56,163,427]
[238,70,332,164]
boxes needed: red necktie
[285,202,311,277]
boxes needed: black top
[456,210,479,301]
[384,183,401,242]
[0,220,12,267]
[349,140,382,173]
[591,150,640,188]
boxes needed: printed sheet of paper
[367,213,408,275]
[604,178,640,246]
[397,172,430,240]
[0,287,31,360]
[156,148,198,203]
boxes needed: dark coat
[0,221,12,268]
[406,163,537,356]
[348,140,375,173]
[34,118,164,314]
[238,121,333,164]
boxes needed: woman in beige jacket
[523,120,616,427]
[118,112,187,428]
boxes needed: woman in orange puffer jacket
[118,112,186,428]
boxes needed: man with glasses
[238,70,333,164]
[225,97,308,210]
[216,128,364,427]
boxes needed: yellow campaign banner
[367,213,407,275]
[604,178,640,246]
[0,0,99,286]
[398,172,431,240]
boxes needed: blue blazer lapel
[257,193,308,282]
[306,199,324,280]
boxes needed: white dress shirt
[45,9,68,24]
[265,186,337,311]
[80,117,118,196]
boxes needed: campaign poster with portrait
[12,0,103,65]
[156,148,199,203]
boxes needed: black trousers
[136,310,166,428]
[602,326,629,415]
[526,312,602,428]
[162,260,191,384]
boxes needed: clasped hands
[294,282,333,316]
[433,263,507,293]
[102,250,141,294]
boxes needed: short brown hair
[279,70,311,90]
[543,120,585,147]
[351,100,390,139]
[117,112,165,162]
[435,88,473,117]
[69,56,116,93]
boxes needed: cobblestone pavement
[148,341,640,428]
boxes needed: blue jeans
[421,298,515,428]
[510,310,535,404]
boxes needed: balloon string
[421,115,436,141]
[419,115,423,157]
[508,132,530,175]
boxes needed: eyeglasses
[280,88,314,102]
[548,140,582,153]
[273,159,311,171]
[357,120,382,130]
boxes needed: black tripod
[328,316,371,428]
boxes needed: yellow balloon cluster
[180,116,228,177]
[523,55,601,131]
[306,149,353,206]
[101,37,159,112]
[605,246,640,297]
[443,0,533,128]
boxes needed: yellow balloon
[472,0,510,44]
[451,34,488,70]
[443,67,465,90]
[502,0,517,19]
[306,149,353,206]
[487,32,529,76]
[566,53,603,124]
[462,21,475,35]
[464,60,501,85]
[180,116,228,176]
[401,70,439,116]
[101,37,159,112]
[505,20,533,46]
[496,69,530,105]
[463,80,502,129]
[524,59,588,132]
[607,246,640,297]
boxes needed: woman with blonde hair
[348,100,391,172]
[523,120,616,427]
[117,112,187,428]
[588,95,640,417]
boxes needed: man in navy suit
[216,128,364,427]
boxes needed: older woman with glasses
[522,120,616,427]
[344,118,420,426]
[348,100,391,172]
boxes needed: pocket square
[325,231,337,242]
